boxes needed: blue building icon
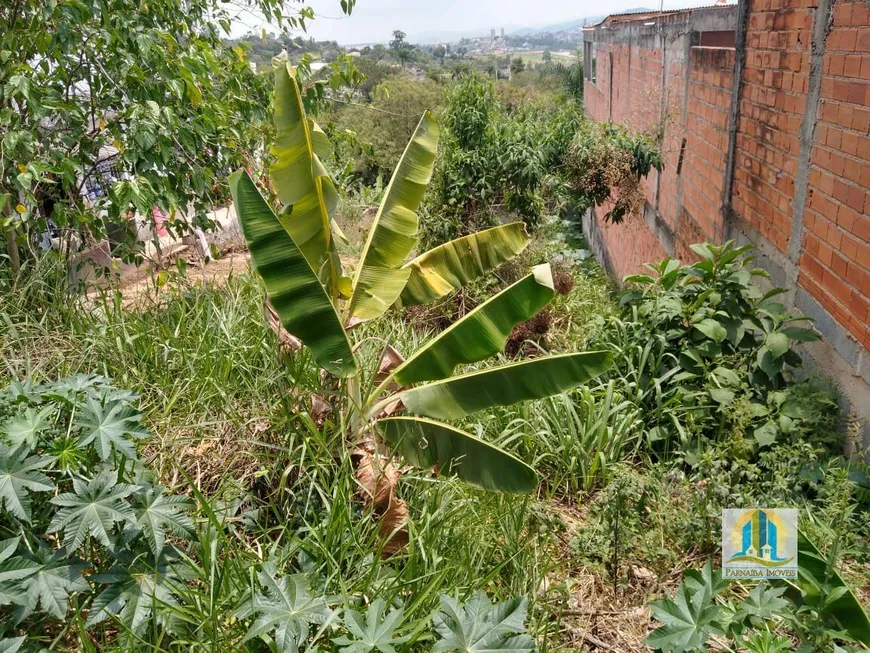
[732,510,788,562]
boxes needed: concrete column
[722,0,751,238]
[785,0,834,299]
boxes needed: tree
[510,57,526,75]
[542,50,553,64]
[389,30,413,68]
[332,77,444,183]
[0,0,355,272]
[433,45,447,65]
[555,55,585,103]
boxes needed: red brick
[846,266,869,295]
[838,104,856,129]
[842,233,859,261]
[849,81,868,104]
[834,4,853,27]
[857,29,870,52]
[848,185,866,212]
[845,158,862,183]
[845,54,863,77]
[841,29,859,52]
[834,178,851,203]
[843,133,861,156]
[823,268,853,304]
[853,108,870,132]
[854,216,870,240]
[818,240,835,267]
[837,204,859,232]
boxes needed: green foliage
[389,30,415,67]
[432,72,501,238]
[428,72,553,244]
[433,592,535,653]
[0,447,53,522]
[0,375,194,644]
[607,241,833,456]
[48,470,138,552]
[233,63,612,495]
[333,599,408,653]
[235,570,536,653]
[426,71,659,245]
[237,564,334,653]
[553,56,584,103]
[646,561,726,652]
[330,77,444,186]
[648,548,870,652]
[1,0,358,268]
[0,242,564,651]
[563,121,663,223]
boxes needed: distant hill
[511,8,652,35]
[371,7,654,46]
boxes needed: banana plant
[229,61,612,495]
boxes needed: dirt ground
[84,244,252,310]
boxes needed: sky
[232,0,735,45]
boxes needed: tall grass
[1,251,617,650]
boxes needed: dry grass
[142,418,275,496]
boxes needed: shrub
[647,556,870,651]
[0,375,194,646]
[563,122,663,224]
[600,241,834,456]
[426,72,661,246]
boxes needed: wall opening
[583,40,597,83]
[698,30,736,47]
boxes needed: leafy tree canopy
[0,0,354,266]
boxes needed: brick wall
[681,47,736,253]
[731,0,812,254]
[800,0,870,352]
[658,58,687,235]
[583,0,870,433]
[582,12,737,275]
[584,37,671,278]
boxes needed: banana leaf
[349,112,439,321]
[400,222,531,306]
[777,531,870,647]
[392,264,555,386]
[229,169,357,378]
[270,62,341,289]
[378,417,536,493]
[401,351,612,420]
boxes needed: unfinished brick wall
[800,0,870,352]
[583,1,870,429]
[657,58,687,235]
[583,38,670,278]
[581,18,736,274]
[731,0,812,254]
[681,47,736,252]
